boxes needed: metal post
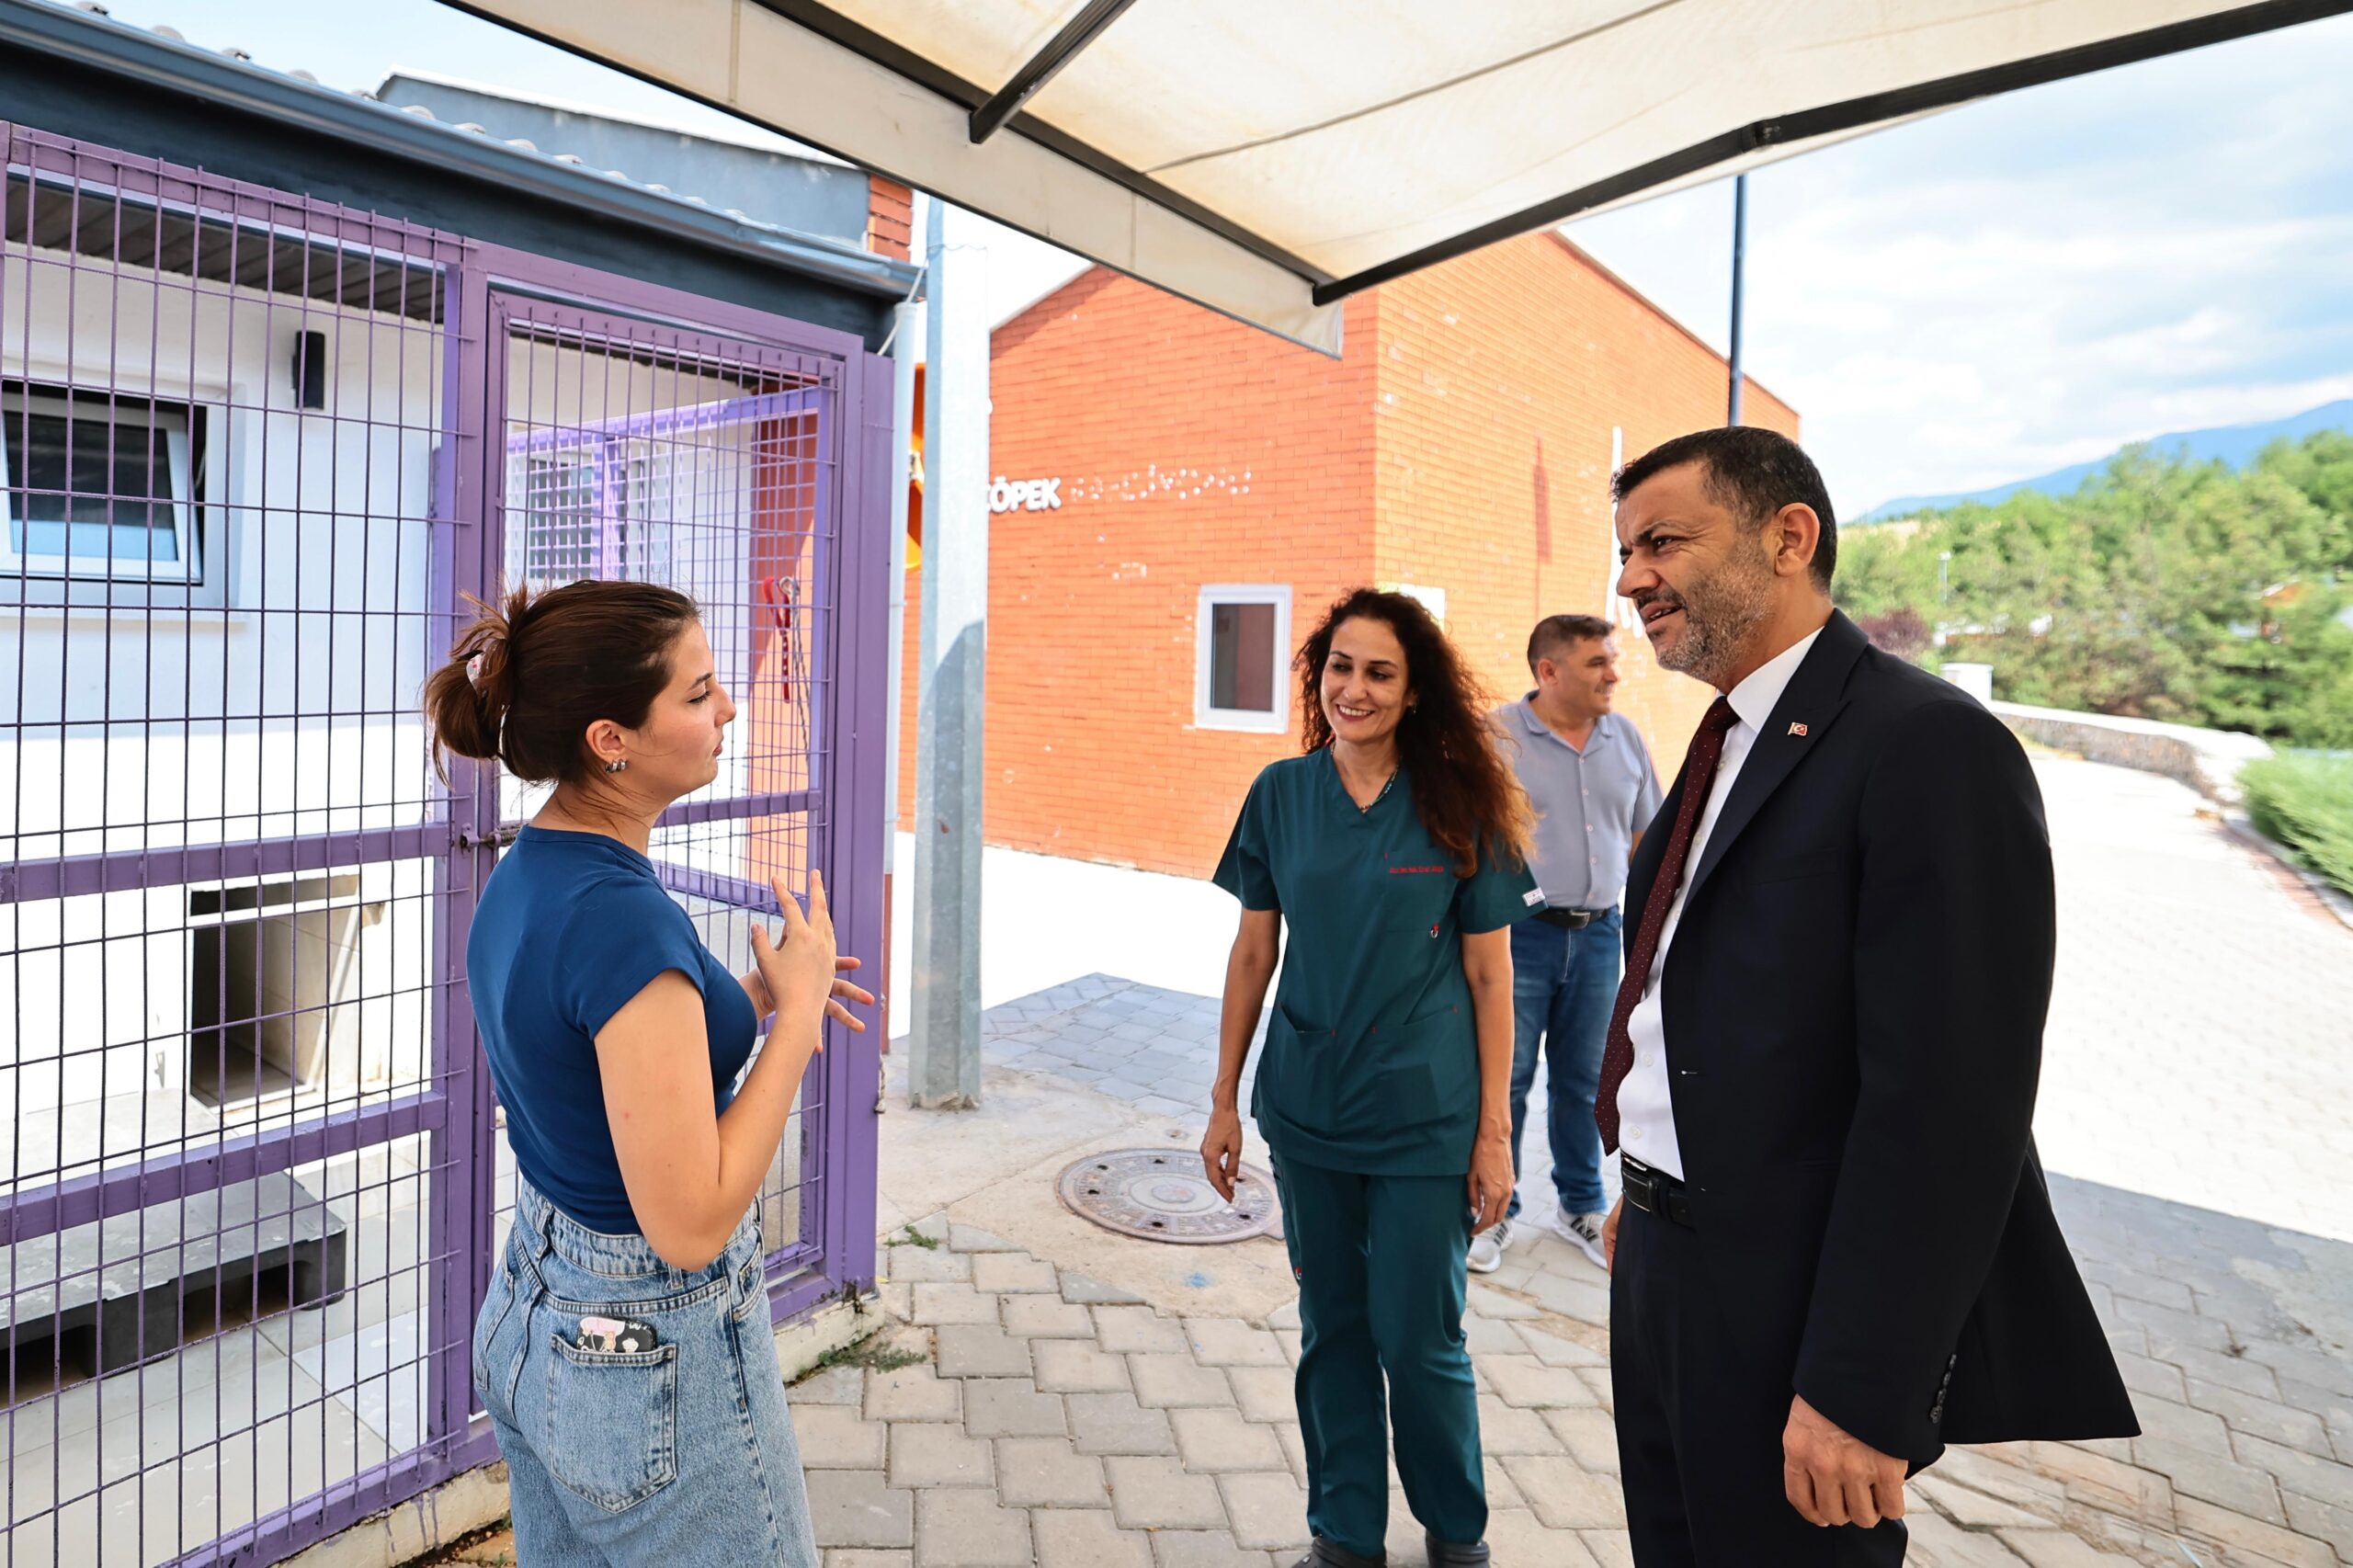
[1606,425,1635,631]
[824,345,895,1307]
[1727,173,1747,426]
[881,279,920,1066]
[437,247,494,1474]
[909,202,987,1108]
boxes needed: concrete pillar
[908,201,988,1109]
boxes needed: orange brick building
[898,232,1798,878]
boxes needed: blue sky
[85,1,2353,517]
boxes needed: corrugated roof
[7,0,920,297]
[381,66,850,167]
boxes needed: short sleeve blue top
[466,826,757,1234]
[1213,750,1538,1175]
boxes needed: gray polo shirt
[1495,697,1664,911]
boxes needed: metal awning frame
[966,0,1142,146]
[1318,0,2353,303]
[443,0,2353,353]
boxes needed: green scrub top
[1215,749,1540,1176]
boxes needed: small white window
[510,441,689,590]
[1,382,199,582]
[1196,585,1290,733]
[517,450,602,585]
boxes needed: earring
[604,758,628,775]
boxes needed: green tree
[1832,436,2352,747]
[1833,522,1943,621]
[2253,430,2353,569]
[2226,584,2353,749]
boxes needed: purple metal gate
[0,124,888,1566]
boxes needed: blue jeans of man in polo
[472,1177,820,1566]
[1506,910,1621,1220]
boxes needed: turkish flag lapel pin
[1788,722,1809,737]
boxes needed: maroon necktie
[1597,696,1740,1153]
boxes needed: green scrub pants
[1273,1155,1485,1557]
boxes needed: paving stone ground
[796,1187,2350,1567]
[808,1195,2353,1568]
[2028,758,2353,1245]
[977,974,1263,1126]
[822,1215,1634,1568]
[938,756,2353,1568]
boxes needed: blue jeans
[1506,909,1621,1218]
[472,1178,819,1565]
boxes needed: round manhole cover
[1056,1149,1278,1244]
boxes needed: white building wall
[0,246,440,1129]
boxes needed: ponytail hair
[424,579,699,786]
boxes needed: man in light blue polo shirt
[1472,614,1662,1273]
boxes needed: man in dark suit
[1597,427,2137,1564]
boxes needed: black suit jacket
[1624,609,2137,1464]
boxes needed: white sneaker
[1466,1217,1513,1274]
[1549,1209,1609,1269]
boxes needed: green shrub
[2242,753,2353,896]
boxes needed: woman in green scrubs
[1203,588,1537,1568]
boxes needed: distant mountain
[1859,400,2353,521]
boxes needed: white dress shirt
[1614,624,1825,1180]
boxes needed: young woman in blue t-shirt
[425,579,870,1566]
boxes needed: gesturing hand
[742,955,871,1031]
[818,954,876,1033]
[1783,1393,1906,1529]
[749,873,873,1042]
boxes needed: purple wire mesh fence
[1,123,887,1567]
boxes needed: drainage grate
[1056,1150,1278,1244]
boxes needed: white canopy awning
[456,0,2347,351]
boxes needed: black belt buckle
[1621,1156,1692,1228]
[1538,906,1602,930]
[1622,1156,1659,1215]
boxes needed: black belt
[1534,905,1613,930]
[1620,1155,1695,1228]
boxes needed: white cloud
[1568,12,2353,516]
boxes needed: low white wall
[0,862,431,1115]
[1989,699,2273,805]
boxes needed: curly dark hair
[1296,588,1532,879]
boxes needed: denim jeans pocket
[543,1336,681,1513]
[731,1250,767,1323]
